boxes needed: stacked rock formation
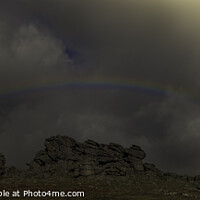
[0,135,198,183]
[28,135,148,177]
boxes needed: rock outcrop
[28,135,147,177]
[0,153,5,175]
[143,163,163,176]
[0,135,199,186]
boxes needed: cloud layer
[0,0,200,175]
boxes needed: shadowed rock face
[0,153,5,175]
[28,135,147,177]
[0,135,199,184]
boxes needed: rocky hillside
[26,135,192,181]
[0,135,198,182]
[1,135,200,199]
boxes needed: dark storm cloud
[0,0,199,85]
[0,23,73,83]
[131,95,200,175]
[18,0,200,87]
[1,0,200,175]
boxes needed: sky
[1,0,200,175]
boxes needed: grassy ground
[0,174,200,200]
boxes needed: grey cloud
[0,20,73,89]
[18,0,200,87]
[0,0,199,87]
[0,0,200,175]
[133,95,200,175]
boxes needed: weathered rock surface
[143,163,163,176]
[28,135,147,177]
[1,134,200,190]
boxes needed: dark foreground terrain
[1,173,200,200]
[1,135,200,200]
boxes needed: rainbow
[0,77,199,102]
